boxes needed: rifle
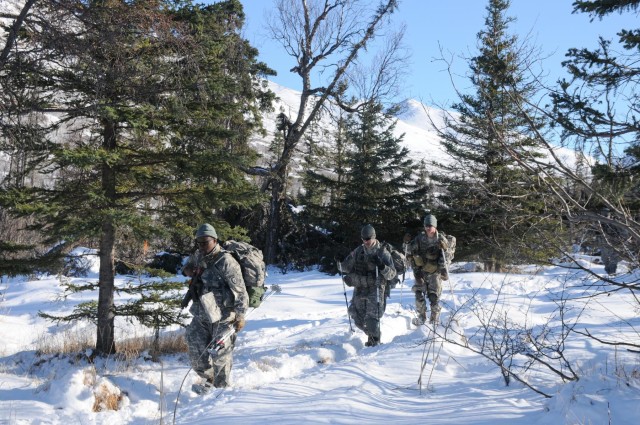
[181,279,194,308]
[207,284,282,356]
[442,248,456,310]
[397,243,409,313]
[180,266,204,309]
[441,248,450,277]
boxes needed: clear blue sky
[239,0,637,107]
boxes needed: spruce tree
[297,112,351,266]
[431,0,557,269]
[305,102,427,259]
[0,0,273,354]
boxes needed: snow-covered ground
[1,254,639,424]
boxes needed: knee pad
[428,293,438,305]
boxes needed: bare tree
[255,0,403,264]
[0,0,38,68]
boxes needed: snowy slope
[254,81,447,166]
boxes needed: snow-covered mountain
[254,81,448,167]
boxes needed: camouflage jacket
[184,244,248,320]
[405,231,448,274]
[340,240,396,287]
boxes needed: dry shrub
[117,331,188,361]
[155,331,188,354]
[35,328,94,356]
[36,326,187,358]
[92,378,123,412]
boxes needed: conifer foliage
[431,0,557,269]
[303,103,428,264]
[549,0,640,268]
[0,0,273,354]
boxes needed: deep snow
[1,252,639,424]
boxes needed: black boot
[365,335,380,347]
[191,378,214,395]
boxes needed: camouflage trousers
[411,271,442,321]
[186,310,236,388]
[348,283,385,339]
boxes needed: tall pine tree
[431,0,557,269]
[305,102,428,262]
[0,0,273,354]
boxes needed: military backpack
[381,242,407,275]
[222,240,267,308]
[440,232,456,268]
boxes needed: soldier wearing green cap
[338,224,396,347]
[404,212,449,325]
[182,223,248,394]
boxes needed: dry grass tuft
[35,328,94,356]
[118,332,188,361]
[35,327,188,362]
[92,378,123,412]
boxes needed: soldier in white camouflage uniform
[405,212,449,325]
[339,225,396,347]
[182,223,248,394]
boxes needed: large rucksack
[440,232,456,268]
[382,242,407,276]
[222,240,267,307]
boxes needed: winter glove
[343,275,353,287]
[372,255,386,271]
[439,268,449,281]
[234,314,246,332]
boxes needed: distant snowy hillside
[252,81,448,171]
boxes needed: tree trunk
[96,119,117,355]
[0,0,37,68]
[96,220,116,354]
[264,173,284,264]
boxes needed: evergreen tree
[0,0,273,354]
[431,0,558,269]
[296,112,351,267]
[550,0,640,267]
[305,102,427,261]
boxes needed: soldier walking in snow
[338,224,396,347]
[404,212,449,325]
[182,223,248,394]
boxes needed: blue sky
[239,0,637,107]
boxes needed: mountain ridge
[255,80,449,167]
